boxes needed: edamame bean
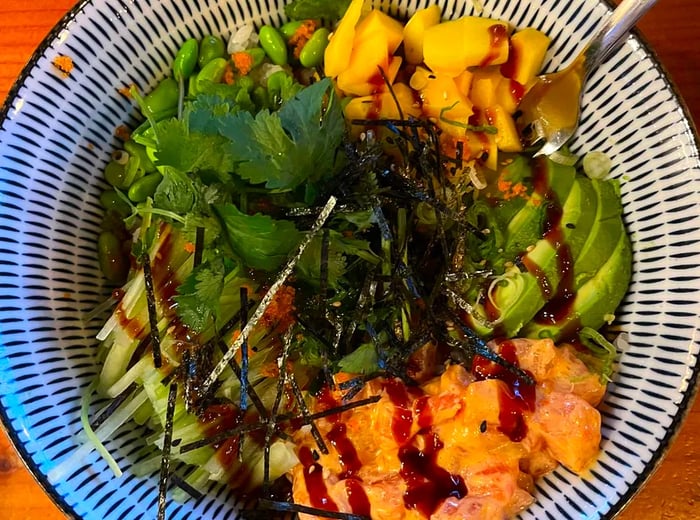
[104,160,128,188]
[279,20,305,40]
[237,75,255,92]
[173,38,199,81]
[98,231,129,284]
[143,77,179,119]
[258,25,288,66]
[247,47,267,68]
[121,154,143,187]
[196,57,228,89]
[198,35,226,68]
[252,85,269,109]
[299,27,330,68]
[128,172,163,202]
[100,189,132,217]
[123,140,156,173]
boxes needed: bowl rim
[1,1,699,519]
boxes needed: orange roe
[114,125,131,141]
[184,242,196,254]
[52,55,74,77]
[497,173,529,200]
[223,63,236,84]
[289,20,317,59]
[117,84,134,98]
[231,52,254,76]
[259,284,296,333]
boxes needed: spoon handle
[583,0,658,73]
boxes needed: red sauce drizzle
[471,340,535,442]
[530,157,577,326]
[345,478,372,517]
[398,430,468,516]
[480,24,509,67]
[366,72,386,119]
[383,379,414,443]
[414,395,432,430]
[299,446,339,512]
[509,79,526,105]
[327,423,362,479]
[500,40,519,79]
[200,403,243,468]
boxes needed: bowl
[1,0,699,519]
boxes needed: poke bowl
[0,1,699,520]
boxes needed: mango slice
[403,5,442,65]
[485,104,523,153]
[343,83,421,121]
[501,28,551,86]
[411,67,474,136]
[355,9,405,55]
[324,0,365,78]
[336,29,390,96]
[424,17,511,77]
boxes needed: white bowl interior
[1,0,699,518]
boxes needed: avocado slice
[467,175,596,338]
[573,179,623,288]
[521,227,632,340]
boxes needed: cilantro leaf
[285,0,351,21]
[213,203,303,271]
[155,118,235,178]
[174,257,225,333]
[219,78,344,192]
[154,166,198,215]
[186,94,243,134]
[337,342,379,375]
[296,230,378,288]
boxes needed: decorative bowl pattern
[1,0,699,519]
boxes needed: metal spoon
[517,0,658,157]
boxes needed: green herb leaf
[337,342,379,375]
[213,203,303,271]
[153,166,198,215]
[296,230,378,288]
[155,119,235,178]
[174,257,225,333]
[219,78,344,192]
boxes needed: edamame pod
[259,25,288,66]
[196,57,229,89]
[98,231,129,284]
[198,35,226,68]
[128,172,163,203]
[100,190,132,217]
[279,20,305,40]
[247,47,267,68]
[173,38,198,80]
[143,77,179,119]
[299,27,330,68]
[104,160,128,189]
[124,140,156,173]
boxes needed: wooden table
[1,1,699,518]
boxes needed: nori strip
[287,371,328,454]
[89,382,138,430]
[193,226,205,268]
[177,395,381,454]
[157,382,178,520]
[142,254,162,368]
[256,498,370,520]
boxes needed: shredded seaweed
[256,498,371,520]
[157,382,178,520]
[142,254,162,368]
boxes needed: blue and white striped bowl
[0,1,698,519]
